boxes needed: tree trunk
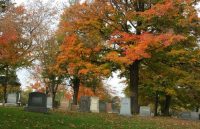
[154,92,159,116]
[52,91,56,108]
[129,60,140,114]
[196,107,199,112]
[163,95,171,116]
[72,77,80,105]
[3,65,9,106]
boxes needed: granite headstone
[47,97,52,109]
[80,96,91,112]
[90,97,99,113]
[139,106,151,117]
[5,93,20,106]
[120,98,131,116]
[99,101,106,112]
[179,112,200,120]
[106,103,113,113]
[24,92,48,113]
[59,100,71,111]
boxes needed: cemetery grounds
[0,107,200,129]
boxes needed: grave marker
[90,97,99,113]
[99,101,106,112]
[120,98,131,116]
[47,97,52,109]
[139,106,151,117]
[80,96,90,112]
[24,92,48,113]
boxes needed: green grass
[0,107,199,129]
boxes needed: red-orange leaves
[107,31,185,65]
[57,34,110,78]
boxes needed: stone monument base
[5,103,18,106]
[24,106,48,113]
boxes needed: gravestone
[106,103,112,113]
[180,112,200,120]
[5,93,20,106]
[179,112,191,120]
[191,112,200,120]
[112,103,120,113]
[24,92,48,113]
[139,106,151,117]
[120,98,131,116]
[47,97,52,109]
[71,104,79,111]
[80,96,90,112]
[99,101,106,112]
[59,100,71,111]
[6,93,17,106]
[90,97,99,113]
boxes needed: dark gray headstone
[112,103,120,113]
[24,92,48,113]
[79,96,90,112]
[99,101,106,112]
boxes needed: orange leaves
[140,0,177,19]
[57,34,110,78]
[107,31,185,65]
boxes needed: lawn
[0,107,199,129]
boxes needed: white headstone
[47,97,53,109]
[5,93,17,106]
[7,93,17,103]
[120,98,131,116]
[90,97,99,113]
[139,106,151,116]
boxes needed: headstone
[90,97,99,113]
[80,96,91,112]
[106,103,113,113]
[139,106,151,117]
[59,100,71,111]
[99,101,106,112]
[191,112,200,120]
[7,93,17,104]
[71,104,79,111]
[112,103,120,113]
[24,92,48,113]
[47,97,53,109]
[120,98,131,116]
[179,112,191,120]
[5,93,20,106]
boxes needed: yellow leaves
[167,49,188,56]
[165,88,176,96]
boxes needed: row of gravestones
[4,92,200,120]
[78,96,152,117]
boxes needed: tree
[56,34,111,105]
[57,0,199,114]
[0,5,31,104]
[25,0,64,108]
